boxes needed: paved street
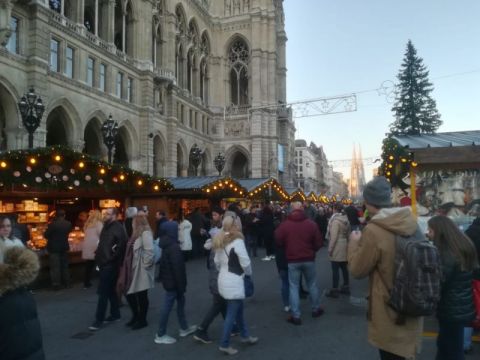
[35,248,470,360]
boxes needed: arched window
[228,39,249,106]
[200,59,208,103]
[187,48,194,93]
[152,21,162,67]
[114,0,123,50]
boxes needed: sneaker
[219,346,238,355]
[261,256,272,261]
[325,289,340,298]
[283,306,290,313]
[154,334,177,345]
[179,325,197,337]
[193,330,212,344]
[240,336,258,345]
[88,321,103,331]
[286,315,302,325]
[269,255,275,260]
[312,307,325,318]
[340,286,351,295]
[104,315,121,323]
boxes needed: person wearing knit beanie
[362,176,392,208]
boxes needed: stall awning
[393,130,480,167]
[165,176,247,198]
[393,130,480,149]
[238,178,289,201]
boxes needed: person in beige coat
[326,204,350,298]
[118,214,155,330]
[348,177,423,360]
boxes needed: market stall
[387,130,480,226]
[0,145,173,285]
[239,178,289,203]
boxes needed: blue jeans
[157,291,188,336]
[464,327,473,349]
[436,319,465,360]
[220,300,249,348]
[288,262,320,319]
[279,269,289,308]
[95,266,120,322]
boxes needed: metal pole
[410,168,417,218]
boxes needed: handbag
[224,247,254,297]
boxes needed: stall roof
[167,176,223,190]
[237,178,275,192]
[393,130,480,149]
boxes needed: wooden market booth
[0,146,173,286]
[391,130,480,218]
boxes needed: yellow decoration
[54,155,62,162]
[411,161,418,167]
[137,179,143,186]
[119,174,125,181]
[0,161,6,168]
[100,168,106,175]
[78,161,85,168]
[29,157,36,164]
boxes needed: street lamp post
[18,88,45,149]
[101,114,119,164]
[214,152,226,176]
[189,143,203,176]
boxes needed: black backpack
[382,227,442,322]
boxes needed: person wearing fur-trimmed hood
[0,246,45,360]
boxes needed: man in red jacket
[275,201,324,325]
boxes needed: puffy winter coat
[437,253,476,324]
[466,217,480,280]
[214,236,252,300]
[178,220,193,251]
[328,214,350,262]
[0,247,45,360]
[158,221,186,293]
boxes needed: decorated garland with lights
[247,179,289,201]
[201,177,246,197]
[0,146,173,193]
[379,137,417,189]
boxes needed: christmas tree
[390,40,442,135]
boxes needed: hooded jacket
[275,209,323,263]
[0,247,45,360]
[158,221,186,293]
[328,213,350,262]
[348,207,422,359]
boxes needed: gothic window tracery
[228,40,249,106]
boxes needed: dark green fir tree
[390,40,442,135]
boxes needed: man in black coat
[154,220,195,344]
[44,209,72,290]
[0,247,45,360]
[89,207,127,331]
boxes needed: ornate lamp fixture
[18,88,45,149]
[214,152,226,176]
[189,143,203,176]
[101,114,119,164]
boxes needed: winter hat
[363,176,392,207]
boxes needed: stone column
[76,0,85,25]
[106,0,115,44]
[94,0,99,35]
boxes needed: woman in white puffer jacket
[178,211,192,261]
[213,215,258,355]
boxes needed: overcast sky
[284,0,480,180]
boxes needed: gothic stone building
[0,0,295,183]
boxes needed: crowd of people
[1,176,480,359]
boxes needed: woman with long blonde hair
[213,215,258,355]
[427,215,479,360]
[118,214,155,330]
[82,210,103,288]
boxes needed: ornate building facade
[349,144,366,199]
[0,0,295,183]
